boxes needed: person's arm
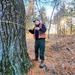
[29,29,34,34]
[26,28,34,34]
[39,24,46,33]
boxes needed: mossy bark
[0,0,31,75]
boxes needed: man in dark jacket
[27,18,46,68]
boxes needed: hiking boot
[39,60,44,68]
[39,63,44,68]
[32,58,38,61]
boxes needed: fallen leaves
[26,34,75,75]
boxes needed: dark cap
[33,18,40,22]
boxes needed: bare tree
[48,1,57,38]
[48,0,62,38]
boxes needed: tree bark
[0,0,31,75]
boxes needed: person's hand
[35,27,40,30]
[26,27,29,31]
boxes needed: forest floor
[26,33,75,75]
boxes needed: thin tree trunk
[70,24,72,35]
[70,19,72,35]
[35,0,45,23]
[48,1,57,39]
[56,12,59,38]
[0,0,31,75]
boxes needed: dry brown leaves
[26,34,75,75]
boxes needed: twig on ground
[66,45,74,55]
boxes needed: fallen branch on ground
[66,45,74,55]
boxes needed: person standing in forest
[27,18,46,68]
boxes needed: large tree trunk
[0,0,31,75]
